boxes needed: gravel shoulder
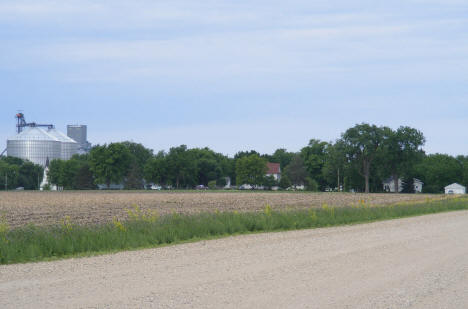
[1,210,467,309]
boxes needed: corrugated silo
[7,127,61,166]
[67,125,86,145]
[67,125,91,153]
[47,128,79,160]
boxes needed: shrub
[208,180,217,189]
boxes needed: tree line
[3,123,467,193]
[0,156,43,190]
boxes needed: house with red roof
[266,162,281,181]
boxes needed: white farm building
[444,183,466,194]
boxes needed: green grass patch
[1,196,467,265]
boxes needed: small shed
[444,183,466,194]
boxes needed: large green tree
[0,157,42,190]
[190,148,227,186]
[120,142,153,189]
[457,155,468,188]
[300,139,330,189]
[48,155,95,190]
[415,154,462,193]
[269,148,295,169]
[74,163,96,189]
[234,150,260,160]
[89,143,132,187]
[382,126,425,192]
[0,160,19,190]
[48,159,66,188]
[165,145,198,188]
[322,140,347,191]
[144,151,168,186]
[284,154,308,187]
[341,123,386,193]
[121,141,153,170]
[235,154,267,186]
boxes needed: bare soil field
[0,191,440,228]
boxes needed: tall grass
[1,196,467,264]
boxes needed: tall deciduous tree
[322,140,347,191]
[341,123,385,193]
[284,155,308,187]
[165,145,198,188]
[48,159,66,188]
[89,143,132,187]
[190,148,225,186]
[144,151,168,186]
[0,159,20,190]
[74,164,96,189]
[1,157,43,190]
[121,141,153,171]
[235,154,267,186]
[415,154,463,193]
[300,139,329,189]
[382,126,425,192]
[269,148,295,169]
[278,175,292,189]
[456,155,468,188]
[125,161,144,189]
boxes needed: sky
[0,0,467,157]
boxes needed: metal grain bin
[47,128,79,160]
[7,127,61,166]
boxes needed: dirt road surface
[1,211,467,308]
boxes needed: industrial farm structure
[67,125,92,153]
[3,113,90,167]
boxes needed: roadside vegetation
[1,196,467,265]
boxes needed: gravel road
[1,211,467,308]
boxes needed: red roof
[267,162,281,174]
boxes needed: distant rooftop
[267,162,281,174]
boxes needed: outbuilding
[444,183,466,194]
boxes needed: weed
[0,214,9,243]
[61,216,73,233]
[126,204,159,223]
[112,217,126,232]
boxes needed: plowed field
[0,191,439,228]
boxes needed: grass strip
[1,196,467,265]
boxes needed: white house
[444,183,466,194]
[413,179,423,193]
[383,177,423,193]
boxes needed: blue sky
[1,0,467,156]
